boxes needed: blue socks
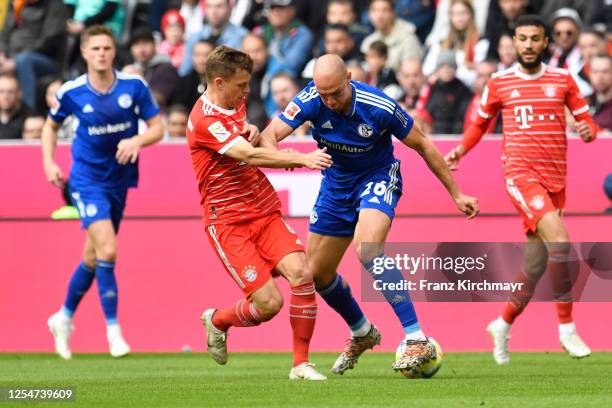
[62,262,96,317]
[317,275,371,336]
[95,259,118,325]
[364,254,422,336]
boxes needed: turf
[1,352,611,407]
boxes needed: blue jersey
[278,80,413,186]
[49,72,159,191]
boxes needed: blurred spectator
[423,50,472,135]
[427,0,491,47]
[270,72,308,136]
[346,59,367,82]
[254,0,313,79]
[576,28,607,96]
[0,74,29,139]
[165,104,189,138]
[303,24,361,80]
[179,0,248,76]
[64,0,125,39]
[548,8,582,73]
[364,41,402,99]
[361,0,423,71]
[291,0,328,43]
[540,0,595,27]
[463,60,499,133]
[423,0,479,88]
[171,39,214,110]
[588,55,612,131]
[589,0,612,42]
[480,0,534,61]
[22,115,45,140]
[242,33,272,127]
[325,0,371,51]
[496,33,517,70]
[0,0,67,110]
[181,0,206,39]
[231,0,265,30]
[394,0,436,44]
[397,58,425,110]
[604,173,612,214]
[126,26,179,109]
[157,9,186,70]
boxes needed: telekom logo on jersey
[514,105,534,130]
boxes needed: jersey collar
[85,70,119,96]
[347,82,357,116]
[514,63,546,80]
[201,94,237,115]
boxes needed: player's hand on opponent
[302,147,333,170]
[43,160,65,188]
[116,137,142,164]
[574,120,595,143]
[454,193,480,219]
[242,123,261,146]
[444,145,465,171]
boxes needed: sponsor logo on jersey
[318,138,374,154]
[242,265,258,282]
[358,123,374,138]
[118,93,133,109]
[283,102,301,121]
[529,195,545,210]
[88,121,132,135]
[208,121,231,142]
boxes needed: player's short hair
[325,23,351,36]
[369,0,395,9]
[81,25,115,46]
[514,15,547,35]
[205,46,253,83]
[367,40,388,58]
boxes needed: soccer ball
[395,337,443,379]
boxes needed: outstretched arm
[401,124,480,219]
[223,136,331,170]
[259,117,297,149]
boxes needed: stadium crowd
[0,0,610,141]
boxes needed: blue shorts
[68,186,128,232]
[309,160,402,237]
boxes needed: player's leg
[47,234,97,360]
[273,251,326,380]
[536,210,591,358]
[354,209,436,371]
[202,223,278,365]
[488,233,548,364]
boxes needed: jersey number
[361,181,387,197]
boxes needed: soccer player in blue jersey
[262,54,479,374]
[41,25,164,359]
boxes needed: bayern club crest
[358,123,374,138]
[242,265,258,283]
[543,86,556,98]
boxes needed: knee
[96,242,117,262]
[257,295,283,319]
[545,241,571,256]
[354,240,383,266]
[285,261,313,287]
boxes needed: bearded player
[186,46,333,380]
[446,15,598,364]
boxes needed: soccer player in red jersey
[446,15,598,364]
[186,46,333,380]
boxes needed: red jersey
[464,64,595,192]
[186,95,281,225]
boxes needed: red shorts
[505,178,565,234]
[206,211,304,296]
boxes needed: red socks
[212,298,270,331]
[289,282,317,367]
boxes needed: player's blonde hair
[81,25,116,47]
[205,45,253,83]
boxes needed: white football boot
[487,317,511,365]
[107,325,131,358]
[201,309,228,365]
[47,312,73,360]
[559,323,591,358]
[289,362,327,380]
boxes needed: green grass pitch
[1,352,611,407]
